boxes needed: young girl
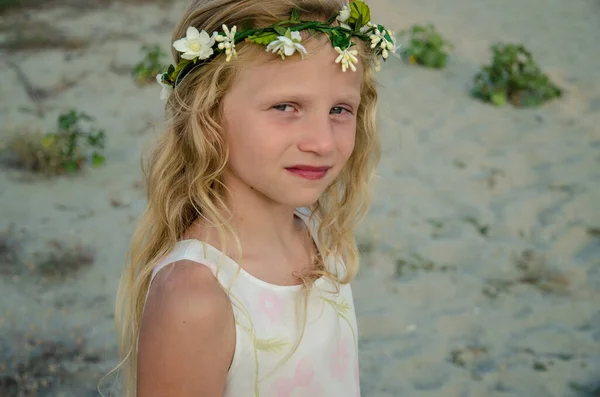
[114,0,395,395]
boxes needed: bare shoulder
[144,259,227,313]
[138,260,235,397]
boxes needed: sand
[0,0,599,396]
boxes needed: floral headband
[156,1,397,100]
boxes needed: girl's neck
[188,171,308,258]
[227,197,302,255]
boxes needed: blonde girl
[114,0,396,395]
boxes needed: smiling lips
[285,165,331,180]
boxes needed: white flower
[360,21,376,34]
[173,26,218,60]
[334,46,359,72]
[156,73,173,101]
[265,31,308,59]
[215,24,237,62]
[370,26,398,60]
[386,30,401,59]
[369,28,383,48]
[337,2,351,23]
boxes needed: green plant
[471,43,562,107]
[4,110,105,175]
[132,44,168,85]
[398,24,452,69]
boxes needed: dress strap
[150,240,216,276]
[143,240,222,311]
[150,239,218,283]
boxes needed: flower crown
[156,1,397,100]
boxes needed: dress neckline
[176,209,330,292]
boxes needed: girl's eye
[272,104,353,115]
[272,104,295,112]
[330,106,352,115]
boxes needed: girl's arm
[137,261,236,397]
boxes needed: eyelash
[272,104,353,115]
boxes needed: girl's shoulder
[138,260,236,394]
[145,259,228,319]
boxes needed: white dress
[147,208,361,397]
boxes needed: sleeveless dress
[147,208,361,397]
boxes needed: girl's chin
[279,189,326,208]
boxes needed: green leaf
[348,1,370,27]
[331,33,351,49]
[41,134,56,149]
[173,59,192,76]
[63,160,79,173]
[491,91,507,106]
[247,32,279,45]
[290,7,300,21]
[273,25,288,36]
[429,34,443,49]
[355,13,363,32]
[92,152,105,167]
[58,110,78,131]
[87,130,105,148]
[383,29,395,45]
[96,130,106,148]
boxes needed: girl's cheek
[338,138,355,162]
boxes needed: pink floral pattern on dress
[330,336,349,381]
[258,289,285,323]
[271,357,323,397]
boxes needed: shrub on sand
[471,43,562,107]
[398,24,452,69]
[132,44,169,86]
[2,110,105,176]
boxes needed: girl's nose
[297,113,335,156]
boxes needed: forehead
[228,37,364,103]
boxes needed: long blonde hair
[112,0,381,395]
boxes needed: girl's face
[221,38,363,208]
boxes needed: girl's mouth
[285,165,331,180]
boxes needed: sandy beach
[1,0,599,396]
